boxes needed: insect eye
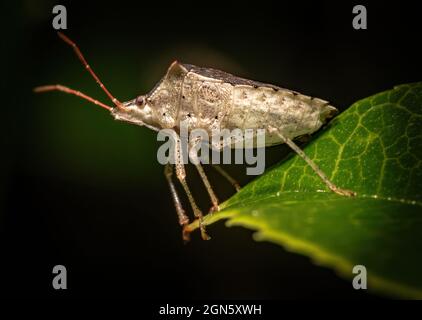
[135,95,145,106]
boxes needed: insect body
[35,33,355,241]
[113,62,338,147]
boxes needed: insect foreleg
[172,134,210,240]
[268,127,356,197]
[189,138,220,213]
[164,163,191,241]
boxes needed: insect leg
[195,163,220,213]
[164,163,191,241]
[209,138,241,192]
[189,139,220,213]
[172,134,210,240]
[212,165,241,192]
[189,138,240,192]
[268,127,356,197]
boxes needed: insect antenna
[34,32,125,111]
[33,84,113,111]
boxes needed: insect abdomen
[174,66,335,146]
[222,85,331,146]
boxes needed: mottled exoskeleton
[113,62,338,143]
[35,33,355,241]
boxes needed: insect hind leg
[212,165,241,192]
[268,126,356,197]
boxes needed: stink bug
[35,33,356,241]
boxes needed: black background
[2,0,421,299]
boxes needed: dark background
[2,0,421,299]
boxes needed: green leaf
[188,82,422,298]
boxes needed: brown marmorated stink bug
[35,33,356,241]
